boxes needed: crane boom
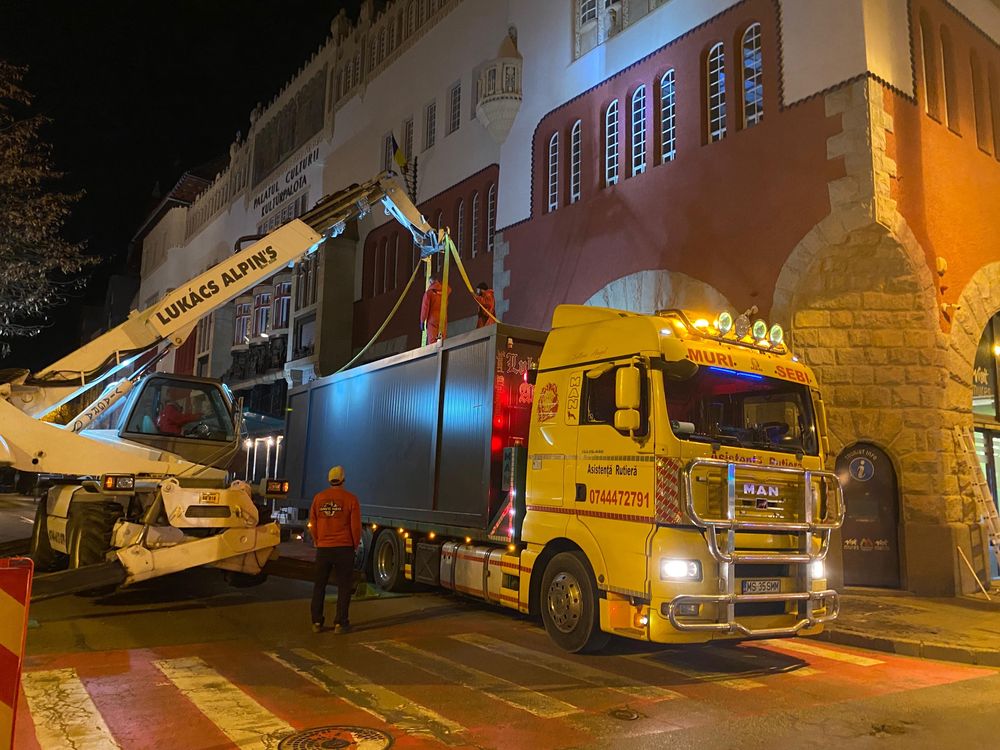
[5,172,438,419]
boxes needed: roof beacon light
[769,324,784,347]
[752,319,768,341]
[693,318,709,329]
[717,311,734,335]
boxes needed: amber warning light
[264,479,290,497]
[101,474,135,491]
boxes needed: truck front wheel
[372,530,409,592]
[540,551,610,653]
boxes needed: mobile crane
[0,172,439,597]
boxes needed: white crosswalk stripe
[365,639,580,718]
[269,647,468,746]
[624,652,767,690]
[21,668,121,750]
[155,656,295,749]
[761,639,884,667]
[452,632,683,702]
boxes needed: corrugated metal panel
[284,389,310,500]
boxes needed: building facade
[136,0,1000,596]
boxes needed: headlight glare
[810,560,825,579]
[660,558,702,581]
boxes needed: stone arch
[947,261,1000,396]
[583,268,732,315]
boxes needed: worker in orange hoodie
[309,465,361,633]
[474,282,495,328]
[419,274,450,344]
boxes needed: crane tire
[371,529,409,592]
[29,497,64,572]
[67,502,124,570]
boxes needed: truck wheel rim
[376,541,396,583]
[546,572,583,633]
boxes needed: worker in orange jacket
[309,465,361,633]
[420,275,450,343]
[474,282,495,328]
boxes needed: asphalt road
[0,493,36,547]
[13,569,1000,750]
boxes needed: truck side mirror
[614,409,640,433]
[615,366,640,410]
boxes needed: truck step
[31,561,127,601]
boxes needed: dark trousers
[311,546,355,626]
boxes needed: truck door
[573,361,655,597]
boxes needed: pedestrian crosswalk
[14,632,983,750]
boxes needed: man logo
[742,483,779,497]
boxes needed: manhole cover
[609,708,642,721]
[277,725,393,750]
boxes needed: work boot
[334,623,352,634]
[312,622,323,633]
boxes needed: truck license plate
[741,579,781,594]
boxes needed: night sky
[1,0,360,369]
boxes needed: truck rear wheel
[540,551,610,653]
[30,497,63,572]
[372,530,409,592]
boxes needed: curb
[815,627,1000,668]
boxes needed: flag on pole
[391,133,407,170]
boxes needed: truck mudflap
[670,458,845,637]
[116,522,281,584]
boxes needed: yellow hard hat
[328,465,345,485]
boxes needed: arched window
[487,184,497,252]
[971,50,992,153]
[741,23,763,128]
[990,65,1000,159]
[547,132,559,211]
[631,86,647,176]
[706,42,727,142]
[457,199,466,256]
[605,100,619,186]
[941,26,960,132]
[918,11,942,119]
[660,69,677,162]
[581,0,597,25]
[570,120,582,203]
[471,191,481,256]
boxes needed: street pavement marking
[452,632,683,702]
[365,639,580,718]
[701,645,822,679]
[269,648,467,746]
[155,656,295,749]
[21,668,121,750]
[624,653,766,691]
[761,639,884,667]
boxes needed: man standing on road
[309,465,361,634]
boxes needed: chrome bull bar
[667,458,845,637]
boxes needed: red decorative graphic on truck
[536,383,558,423]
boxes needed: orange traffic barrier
[0,558,33,750]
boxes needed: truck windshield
[663,366,818,455]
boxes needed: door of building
[837,443,901,588]
[973,429,1000,579]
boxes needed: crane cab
[83,374,240,469]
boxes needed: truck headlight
[660,559,702,581]
[810,560,825,579]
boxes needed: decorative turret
[475,31,522,144]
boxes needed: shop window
[706,42,727,142]
[605,99,619,186]
[741,23,763,128]
[547,132,560,211]
[570,120,582,203]
[659,69,677,162]
[631,86,647,176]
